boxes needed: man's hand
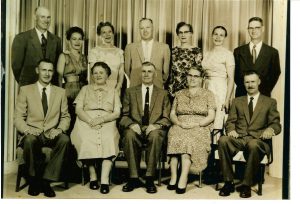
[260,128,274,140]
[129,124,142,135]
[227,130,239,138]
[48,128,63,139]
[145,124,160,135]
[25,127,43,136]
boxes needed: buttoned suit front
[124,41,170,88]
[120,85,171,178]
[14,83,70,181]
[234,43,281,97]
[218,94,281,186]
[12,29,62,86]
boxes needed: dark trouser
[218,136,270,186]
[22,133,70,181]
[122,128,166,178]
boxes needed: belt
[65,75,80,82]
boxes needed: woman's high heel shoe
[176,187,186,194]
[100,184,110,194]
[167,184,177,190]
[89,180,99,190]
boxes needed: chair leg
[15,165,22,192]
[64,181,69,189]
[81,165,85,186]
[199,171,202,188]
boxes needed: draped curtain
[4,0,287,178]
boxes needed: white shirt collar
[35,28,48,43]
[247,92,260,109]
[37,81,51,103]
[249,41,262,55]
[142,84,154,109]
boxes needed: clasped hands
[227,127,274,139]
[88,117,105,129]
[129,123,160,136]
[177,121,204,129]
[24,127,62,140]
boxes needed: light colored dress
[202,47,235,129]
[70,84,121,160]
[167,88,216,173]
[168,47,202,97]
[88,46,124,89]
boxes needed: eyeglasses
[187,74,201,78]
[248,27,262,31]
[178,31,191,35]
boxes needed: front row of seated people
[14,59,281,198]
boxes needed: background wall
[3,0,287,179]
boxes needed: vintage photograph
[1,0,289,200]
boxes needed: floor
[2,161,283,200]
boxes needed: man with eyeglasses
[124,18,170,88]
[233,17,281,97]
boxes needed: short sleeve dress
[70,84,121,160]
[202,47,235,129]
[168,47,202,97]
[167,88,216,173]
[88,47,124,89]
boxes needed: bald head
[35,6,51,32]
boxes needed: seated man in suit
[120,61,171,194]
[14,59,70,197]
[218,70,281,198]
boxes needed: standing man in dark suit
[124,18,170,88]
[120,61,171,194]
[218,70,281,198]
[14,59,70,197]
[234,17,281,97]
[12,6,62,86]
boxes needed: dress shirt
[142,84,153,111]
[142,39,153,61]
[37,81,51,105]
[35,28,48,44]
[247,92,260,112]
[249,41,262,59]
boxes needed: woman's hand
[180,122,199,129]
[89,117,104,127]
[222,100,230,114]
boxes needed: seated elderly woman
[167,66,216,194]
[71,62,121,194]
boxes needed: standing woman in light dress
[202,26,235,135]
[89,22,124,93]
[168,22,203,99]
[57,26,88,133]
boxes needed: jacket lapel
[241,44,254,68]
[136,43,144,62]
[33,84,45,117]
[30,29,43,59]
[254,43,268,68]
[243,96,251,124]
[149,86,158,115]
[249,95,263,124]
[150,41,157,62]
[46,31,55,59]
[45,85,56,120]
[135,86,144,116]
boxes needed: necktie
[252,45,256,64]
[41,34,47,58]
[42,87,48,116]
[143,87,150,125]
[248,97,254,119]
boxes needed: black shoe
[219,182,234,197]
[100,184,110,194]
[239,185,251,198]
[122,178,142,192]
[28,184,40,196]
[176,187,186,194]
[145,179,157,194]
[236,184,247,192]
[89,180,100,190]
[167,184,177,190]
[42,181,56,197]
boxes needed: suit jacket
[124,41,170,88]
[119,85,171,129]
[225,94,281,139]
[234,43,281,97]
[14,83,70,138]
[12,28,62,86]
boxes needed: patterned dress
[168,47,202,97]
[88,46,124,89]
[167,88,216,173]
[71,84,121,160]
[202,47,235,129]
